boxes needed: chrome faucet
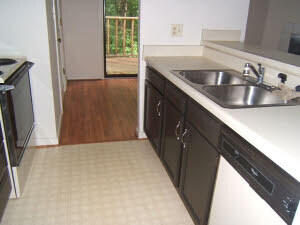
[243,63,265,84]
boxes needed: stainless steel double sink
[171,70,299,108]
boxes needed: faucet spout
[243,63,264,84]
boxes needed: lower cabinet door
[161,101,183,187]
[144,81,163,155]
[180,122,219,225]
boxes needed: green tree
[105,0,138,17]
[105,0,139,56]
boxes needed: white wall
[140,0,250,46]
[137,0,250,137]
[0,0,61,145]
[61,0,104,79]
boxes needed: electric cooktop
[0,57,26,83]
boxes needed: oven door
[4,62,34,166]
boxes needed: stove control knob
[282,197,298,217]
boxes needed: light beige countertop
[145,56,300,182]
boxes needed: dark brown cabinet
[144,80,164,155]
[180,121,219,225]
[144,67,165,155]
[144,66,220,225]
[161,82,187,187]
[161,100,184,187]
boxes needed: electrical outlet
[171,24,183,37]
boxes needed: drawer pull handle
[156,100,161,117]
[251,168,259,177]
[181,128,188,150]
[175,120,181,140]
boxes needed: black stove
[0,58,26,83]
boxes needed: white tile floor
[2,140,194,225]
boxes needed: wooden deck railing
[105,16,138,57]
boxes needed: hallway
[60,78,138,145]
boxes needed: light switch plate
[171,24,183,37]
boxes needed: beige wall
[61,0,104,79]
[245,0,300,52]
[244,0,269,45]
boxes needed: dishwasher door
[208,157,286,225]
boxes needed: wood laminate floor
[60,78,138,145]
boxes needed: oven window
[10,71,34,150]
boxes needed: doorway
[58,0,139,145]
[104,0,139,77]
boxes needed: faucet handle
[258,63,265,75]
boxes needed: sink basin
[172,70,250,85]
[202,85,289,108]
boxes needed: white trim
[29,137,59,146]
[67,75,104,80]
[136,127,147,139]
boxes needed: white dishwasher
[209,157,286,225]
[208,126,300,225]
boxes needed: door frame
[51,0,67,113]
[54,0,67,93]
[103,0,138,78]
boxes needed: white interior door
[60,0,104,80]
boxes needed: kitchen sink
[202,85,295,108]
[172,70,251,85]
[170,69,299,108]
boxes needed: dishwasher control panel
[220,126,300,225]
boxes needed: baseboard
[28,137,59,146]
[136,127,147,139]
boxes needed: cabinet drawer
[165,82,186,114]
[186,100,221,147]
[146,67,165,94]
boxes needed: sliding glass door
[104,0,139,77]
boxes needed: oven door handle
[0,85,15,92]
